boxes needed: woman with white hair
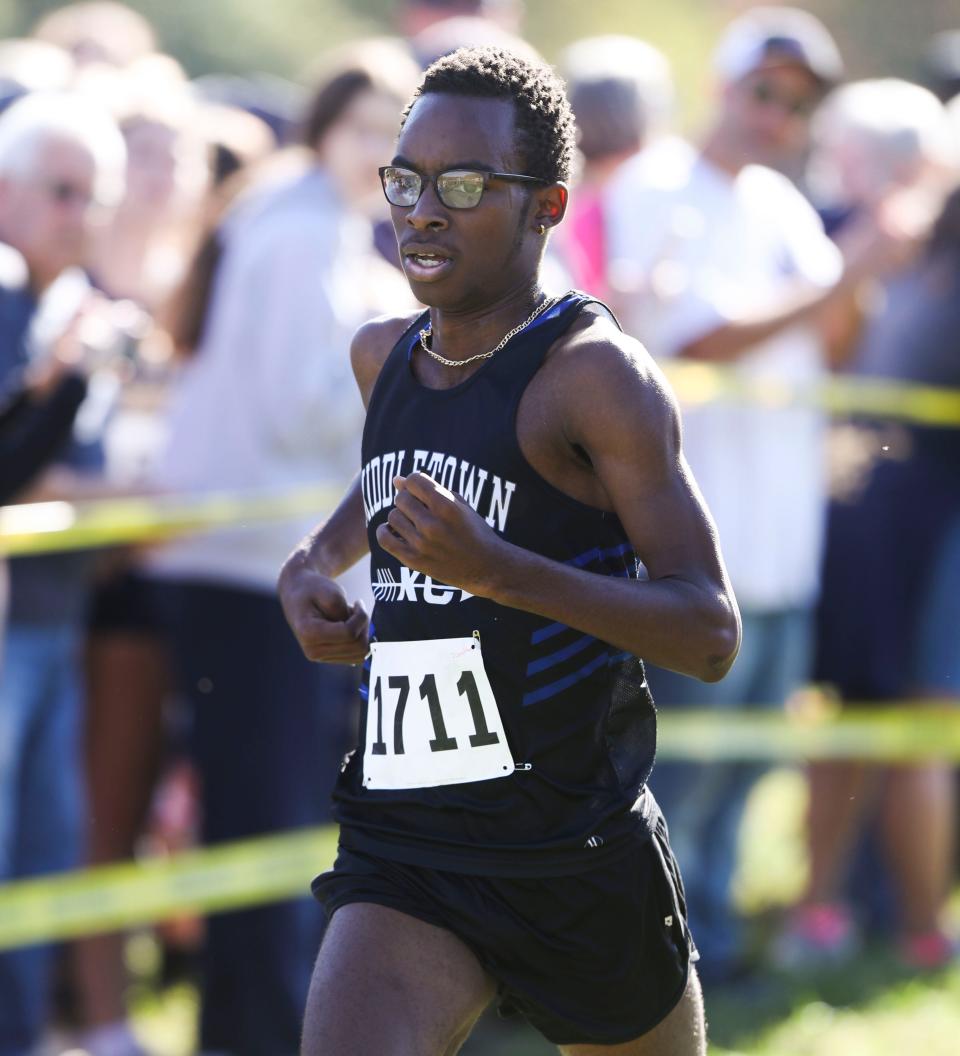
[0,89,126,1056]
[810,77,957,227]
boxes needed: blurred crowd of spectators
[0,2,958,1054]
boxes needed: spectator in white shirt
[603,6,913,987]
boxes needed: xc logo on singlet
[372,567,474,605]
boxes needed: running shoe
[898,929,958,971]
[770,902,859,970]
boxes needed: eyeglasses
[379,165,548,210]
[747,79,817,117]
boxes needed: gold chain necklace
[418,295,558,368]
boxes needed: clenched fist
[278,550,369,665]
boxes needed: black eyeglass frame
[745,78,819,118]
[43,179,97,207]
[379,165,550,210]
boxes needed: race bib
[362,635,516,790]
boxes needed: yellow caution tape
[0,484,341,556]
[0,707,957,950]
[662,363,960,427]
[656,705,960,763]
[818,375,960,427]
[0,827,340,951]
[1,373,958,556]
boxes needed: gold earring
[536,223,546,235]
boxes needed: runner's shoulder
[351,310,425,404]
[548,307,679,426]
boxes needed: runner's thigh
[559,969,706,1056]
[302,902,496,1056]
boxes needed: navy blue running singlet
[332,291,659,876]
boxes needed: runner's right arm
[277,312,420,664]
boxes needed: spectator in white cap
[713,5,843,88]
[602,5,916,988]
[708,4,843,178]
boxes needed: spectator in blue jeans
[0,92,126,1055]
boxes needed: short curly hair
[400,46,576,184]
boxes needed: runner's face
[389,93,542,309]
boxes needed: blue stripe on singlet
[522,650,611,707]
[566,541,635,569]
[359,651,372,700]
[530,570,632,647]
[532,620,570,645]
[526,633,599,676]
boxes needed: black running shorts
[311,815,696,1046]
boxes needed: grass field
[130,769,960,1055]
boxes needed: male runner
[278,47,740,1056]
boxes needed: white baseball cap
[713,5,844,89]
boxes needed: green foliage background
[1,1,958,128]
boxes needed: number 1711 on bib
[362,637,516,789]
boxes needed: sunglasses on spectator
[747,79,817,117]
[43,180,95,207]
[379,165,548,210]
